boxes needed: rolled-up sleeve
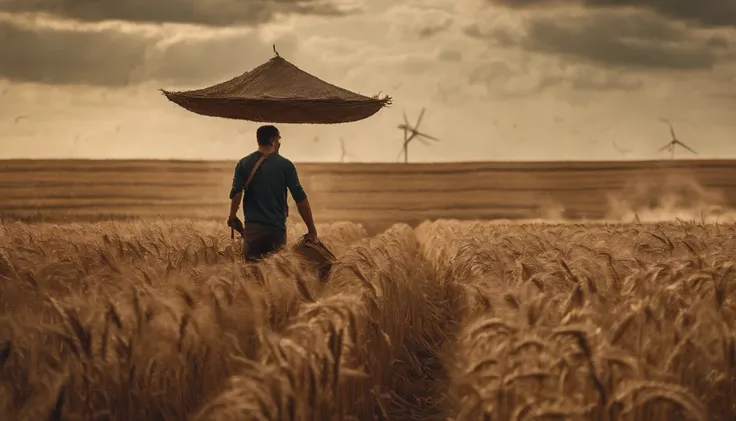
[285,161,307,203]
[229,160,245,199]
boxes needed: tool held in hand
[294,233,337,281]
[227,215,244,239]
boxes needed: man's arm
[285,161,317,238]
[296,198,317,239]
[228,161,245,218]
[229,191,243,218]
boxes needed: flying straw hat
[160,45,392,124]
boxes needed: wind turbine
[658,118,697,159]
[338,137,355,163]
[396,107,440,163]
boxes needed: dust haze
[535,174,736,224]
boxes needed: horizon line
[0,157,734,165]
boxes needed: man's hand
[305,230,319,243]
[227,214,244,234]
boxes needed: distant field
[1,159,735,230]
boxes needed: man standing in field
[227,125,318,262]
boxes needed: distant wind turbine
[338,137,355,163]
[658,118,697,159]
[396,107,440,163]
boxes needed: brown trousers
[241,222,287,263]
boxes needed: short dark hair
[256,125,280,146]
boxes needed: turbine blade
[675,140,698,154]
[403,110,409,126]
[657,142,672,152]
[659,117,676,139]
[415,107,425,129]
[417,132,440,142]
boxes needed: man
[227,125,318,262]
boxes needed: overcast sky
[1,0,734,162]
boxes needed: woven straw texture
[161,55,392,124]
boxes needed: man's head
[256,125,281,152]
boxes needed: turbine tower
[396,107,440,163]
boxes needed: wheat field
[1,159,736,420]
[2,217,736,421]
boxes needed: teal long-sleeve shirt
[229,152,307,231]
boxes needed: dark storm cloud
[486,0,736,28]
[0,0,349,26]
[0,19,281,86]
[518,13,721,70]
[0,20,151,85]
[468,10,730,71]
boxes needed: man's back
[229,151,307,231]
